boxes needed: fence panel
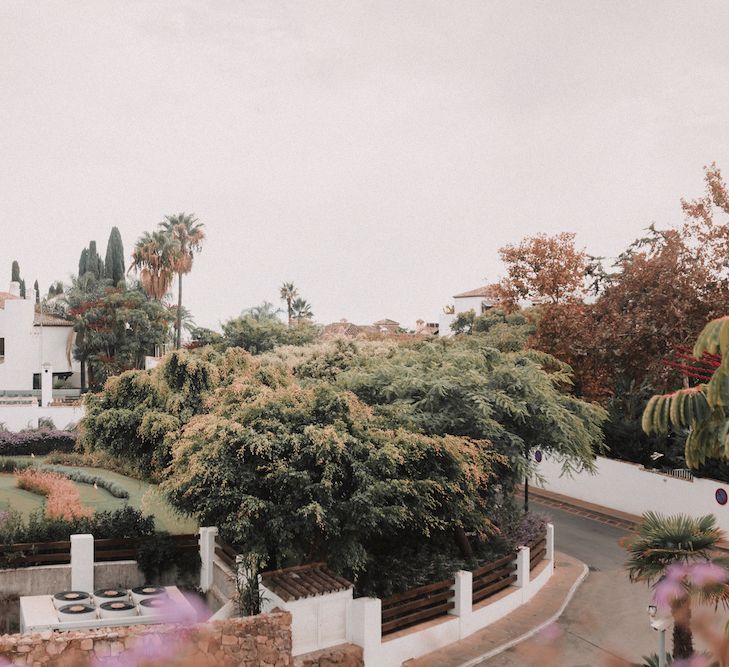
[471,552,517,604]
[214,535,238,569]
[381,576,455,636]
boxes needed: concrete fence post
[347,597,381,665]
[70,534,94,593]
[451,570,473,638]
[198,527,218,593]
[516,546,530,589]
[546,523,555,562]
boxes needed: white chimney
[8,281,20,297]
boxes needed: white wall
[0,405,84,431]
[454,295,486,314]
[0,293,78,391]
[537,455,729,533]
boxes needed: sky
[3,1,729,331]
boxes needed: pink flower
[673,656,711,667]
[665,562,690,581]
[538,622,562,642]
[654,577,686,610]
[687,562,727,588]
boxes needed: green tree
[291,297,313,323]
[11,261,20,283]
[86,241,104,279]
[19,279,26,299]
[128,230,177,300]
[104,227,126,286]
[78,248,89,277]
[33,280,39,304]
[623,512,724,659]
[279,282,299,326]
[159,213,205,349]
[221,308,316,354]
[642,316,729,469]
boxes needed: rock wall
[295,643,364,667]
[0,611,292,666]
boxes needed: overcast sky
[3,1,729,330]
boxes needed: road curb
[457,562,590,667]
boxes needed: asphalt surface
[480,501,657,666]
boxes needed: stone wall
[294,643,364,667]
[0,611,292,666]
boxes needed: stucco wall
[0,404,84,431]
[537,455,729,532]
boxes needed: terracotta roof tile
[33,312,73,327]
[261,562,353,602]
[453,286,498,299]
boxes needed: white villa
[438,286,498,336]
[0,281,79,395]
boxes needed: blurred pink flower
[673,656,711,667]
[687,561,727,588]
[538,622,563,642]
[654,576,686,610]
[665,562,690,581]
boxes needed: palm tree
[159,213,205,349]
[279,282,299,327]
[128,230,177,301]
[624,512,724,659]
[291,297,313,324]
[244,301,282,322]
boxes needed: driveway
[480,502,657,666]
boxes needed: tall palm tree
[624,512,724,659]
[244,301,282,322]
[291,297,313,324]
[159,213,205,349]
[279,282,299,327]
[128,231,177,301]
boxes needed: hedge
[0,430,77,456]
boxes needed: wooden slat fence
[0,540,71,566]
[471,552,517,604]
[528,532,547,571]
[94,534,198,562]
[214,535,238,570]
[380,576,455,637]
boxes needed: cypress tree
[87,241,103,280]
[79,248,89,277]
[104,227,125,285]
[33,280,39,303]
[19,279,26,298]
[11,260,20,283]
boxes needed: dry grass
[15,469,92,520]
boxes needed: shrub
[0,459,32,474]
[502,512,550,550]
[36,417,56,430]
[40,466,129,499]
[15,470,92,520]
[0,430,77,456]
[135,532,201,584]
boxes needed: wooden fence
[0,534,199,567]
[528,532,547,571]
[381,575,455,636]
[0,540,71,566]
[214,535,238,570]
[471,552,517,604]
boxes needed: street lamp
[648,604,670,667]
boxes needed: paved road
[481,502,657,666]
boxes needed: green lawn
[0,457,197,534]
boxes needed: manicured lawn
[0,457,197,534]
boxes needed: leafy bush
[40,465,129,499]
[502,512,549,550]
[36,417,56,430]
[0,430,77,456]
[0,506,156,567]
[0,459,32,473]
[135,532,200,584]
[15,469,92,520]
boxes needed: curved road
[481,502,656,666]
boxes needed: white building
[438,286,498,337]
[0,282,79,394]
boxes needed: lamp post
[648,604,669,667]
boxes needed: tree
[221,308,316,354]
[495,233,589,308]
[291,297,313,323]
[78,248,89,278]
[33,280,39,304]
[624,512,724,659]
[159,213,205,349]
[104,227,125,286]
[245,301,282,322]
[128,230,177,300]
[19,279,26,299]
[279,282,299,327]
[68,281,171,391]
[47,281,64,298]
[11,261,20,283]
[87,241,103,279]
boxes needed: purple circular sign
[534,450,543,463]
[716,488,728,506]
